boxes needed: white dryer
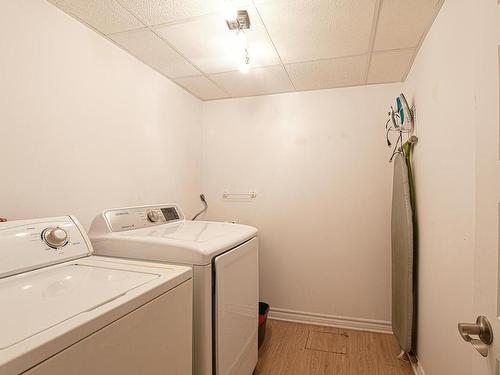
[89,204,259,375]
[0,216,192,375]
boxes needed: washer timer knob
[146,210,159,223]
[43,227,68,248]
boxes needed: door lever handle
[458,316,493,357]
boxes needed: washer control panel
[0,216,92,278]
[104,204,184,232]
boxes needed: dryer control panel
[103,204,185,232]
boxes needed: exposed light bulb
[239,62,250,74]
[235,30,247,49]
[231,29,250,74]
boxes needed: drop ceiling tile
[110,29,199,78]
[286,55,368,91]
[175,76,229,100]
[255,0,377,63]
[49,0,144,34]
[119,0,251,26]
[210,65,294,97]
[374,0,441,51]
[367,49,415,84]
[156,8,279,74]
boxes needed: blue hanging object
[388,93,413,131]
[396,96,404,124]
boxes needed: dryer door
[214,237,259,375]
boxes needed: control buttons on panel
[146,210,159,223]
[42,227,69,249]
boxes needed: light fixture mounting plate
[226,10,251,30]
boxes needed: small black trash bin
[258,302,270,348]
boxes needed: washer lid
[0,264,158,349]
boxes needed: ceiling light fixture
[226,10,251,74]
[225,9,250,30]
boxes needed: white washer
[0,216,193,375]
[89,204,259,375]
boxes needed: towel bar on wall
[222,191,257,201]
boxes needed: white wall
[404,0,477,374]
[0,0,202,229]
[0,1,485,373]
[202,84,403,325]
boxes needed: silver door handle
[458,316,493,357]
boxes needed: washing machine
[0,215,193,375]
[89,204,259,375]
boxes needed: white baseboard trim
[268,307,392,334]
[411,357,426,375]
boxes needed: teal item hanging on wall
[396,96,405,124]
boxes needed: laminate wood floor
[254,319,413,375]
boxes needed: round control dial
[146,210,159,223]
[43,227,68,248]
